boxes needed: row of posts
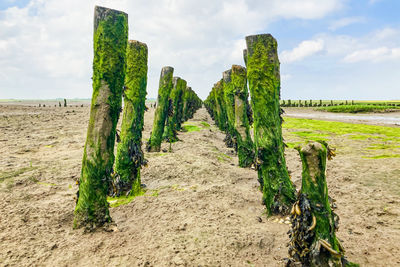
[205,34,357,266]
[73,6,202,231]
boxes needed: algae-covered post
[165,77,186,142]
[164,77,184,142]
[222,69,236,149]
[73,6,128,229]
[64,99,67,107]
[147,66,174,152]
[182,86,201,121]
[245,33,296,215]
[175,79,187,131]
[287,142,358,267]
[114,40,148,197]
[213,80,228,132]
[231,65,254,167]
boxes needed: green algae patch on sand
[107,190,144,208]
[362,154,400,159]
[217,153,232,162]
[283,117,400,142]
[182,125,201,132]
[182,124,202,132]
[291,131,330,142]
[318,104,399,113]
[0,166,38,182]
[200,121,210,128]
[37,181,58,187]
[366,143,400,150]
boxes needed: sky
[0,0,399,100]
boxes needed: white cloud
[280,39,324,63]
[269,0,343,20]
[0,0,344,99]
[344,47,400,63]
[329,16,365,30]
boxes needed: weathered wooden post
[213,81,228,132]
[165,77,185,142]
[175,79,187,131]
[223,69,237,149]
[182,86,195,121]
[74,6,128,229]
[231,65,254,167]
[64,99,67,107]
[245,34,296,215]
[287,142,357,267]
[243,49,248,67]
[114,40,148,196]
[146,66,174,152]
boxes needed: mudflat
[0,102,399,266]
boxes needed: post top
[245,33,277,57]
[300,142,324,156]
[160,66,174,77]
[232,64,246,72]
[94,6,128,31]
[245,33,275,42]
[128,40,148,48]
[222,69,232,83]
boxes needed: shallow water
[285,110,400,126]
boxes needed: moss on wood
[74,6,128,230]
[231,65,254,167]
[114,40,148,196]
[222,69,237,149]
[287,142,358,267]
[147,66,174,152]
[164,77,186,142]
[213,80,228,132]
[245,33,295,215]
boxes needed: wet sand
[284,107,400,127]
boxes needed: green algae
[289,142,356,266]
[182,124,201,132]
[201,121,210,128]
[107,190,144,208]
[114,40,148,196]
[246,33,295,215]
[147,66,174,152]
[164,77,186,142]
[231,65,254,167]
[362,154,400,159]
[74,6,128,230]
[0,166,38,182]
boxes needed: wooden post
[147,66,174,152]
[114,40,148,196]
[223,69,236,149]
[165,77,186,142]
[231,65,254,167]
[287,142,358,267]
[74,6,128,229]
[245,33,296,214]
